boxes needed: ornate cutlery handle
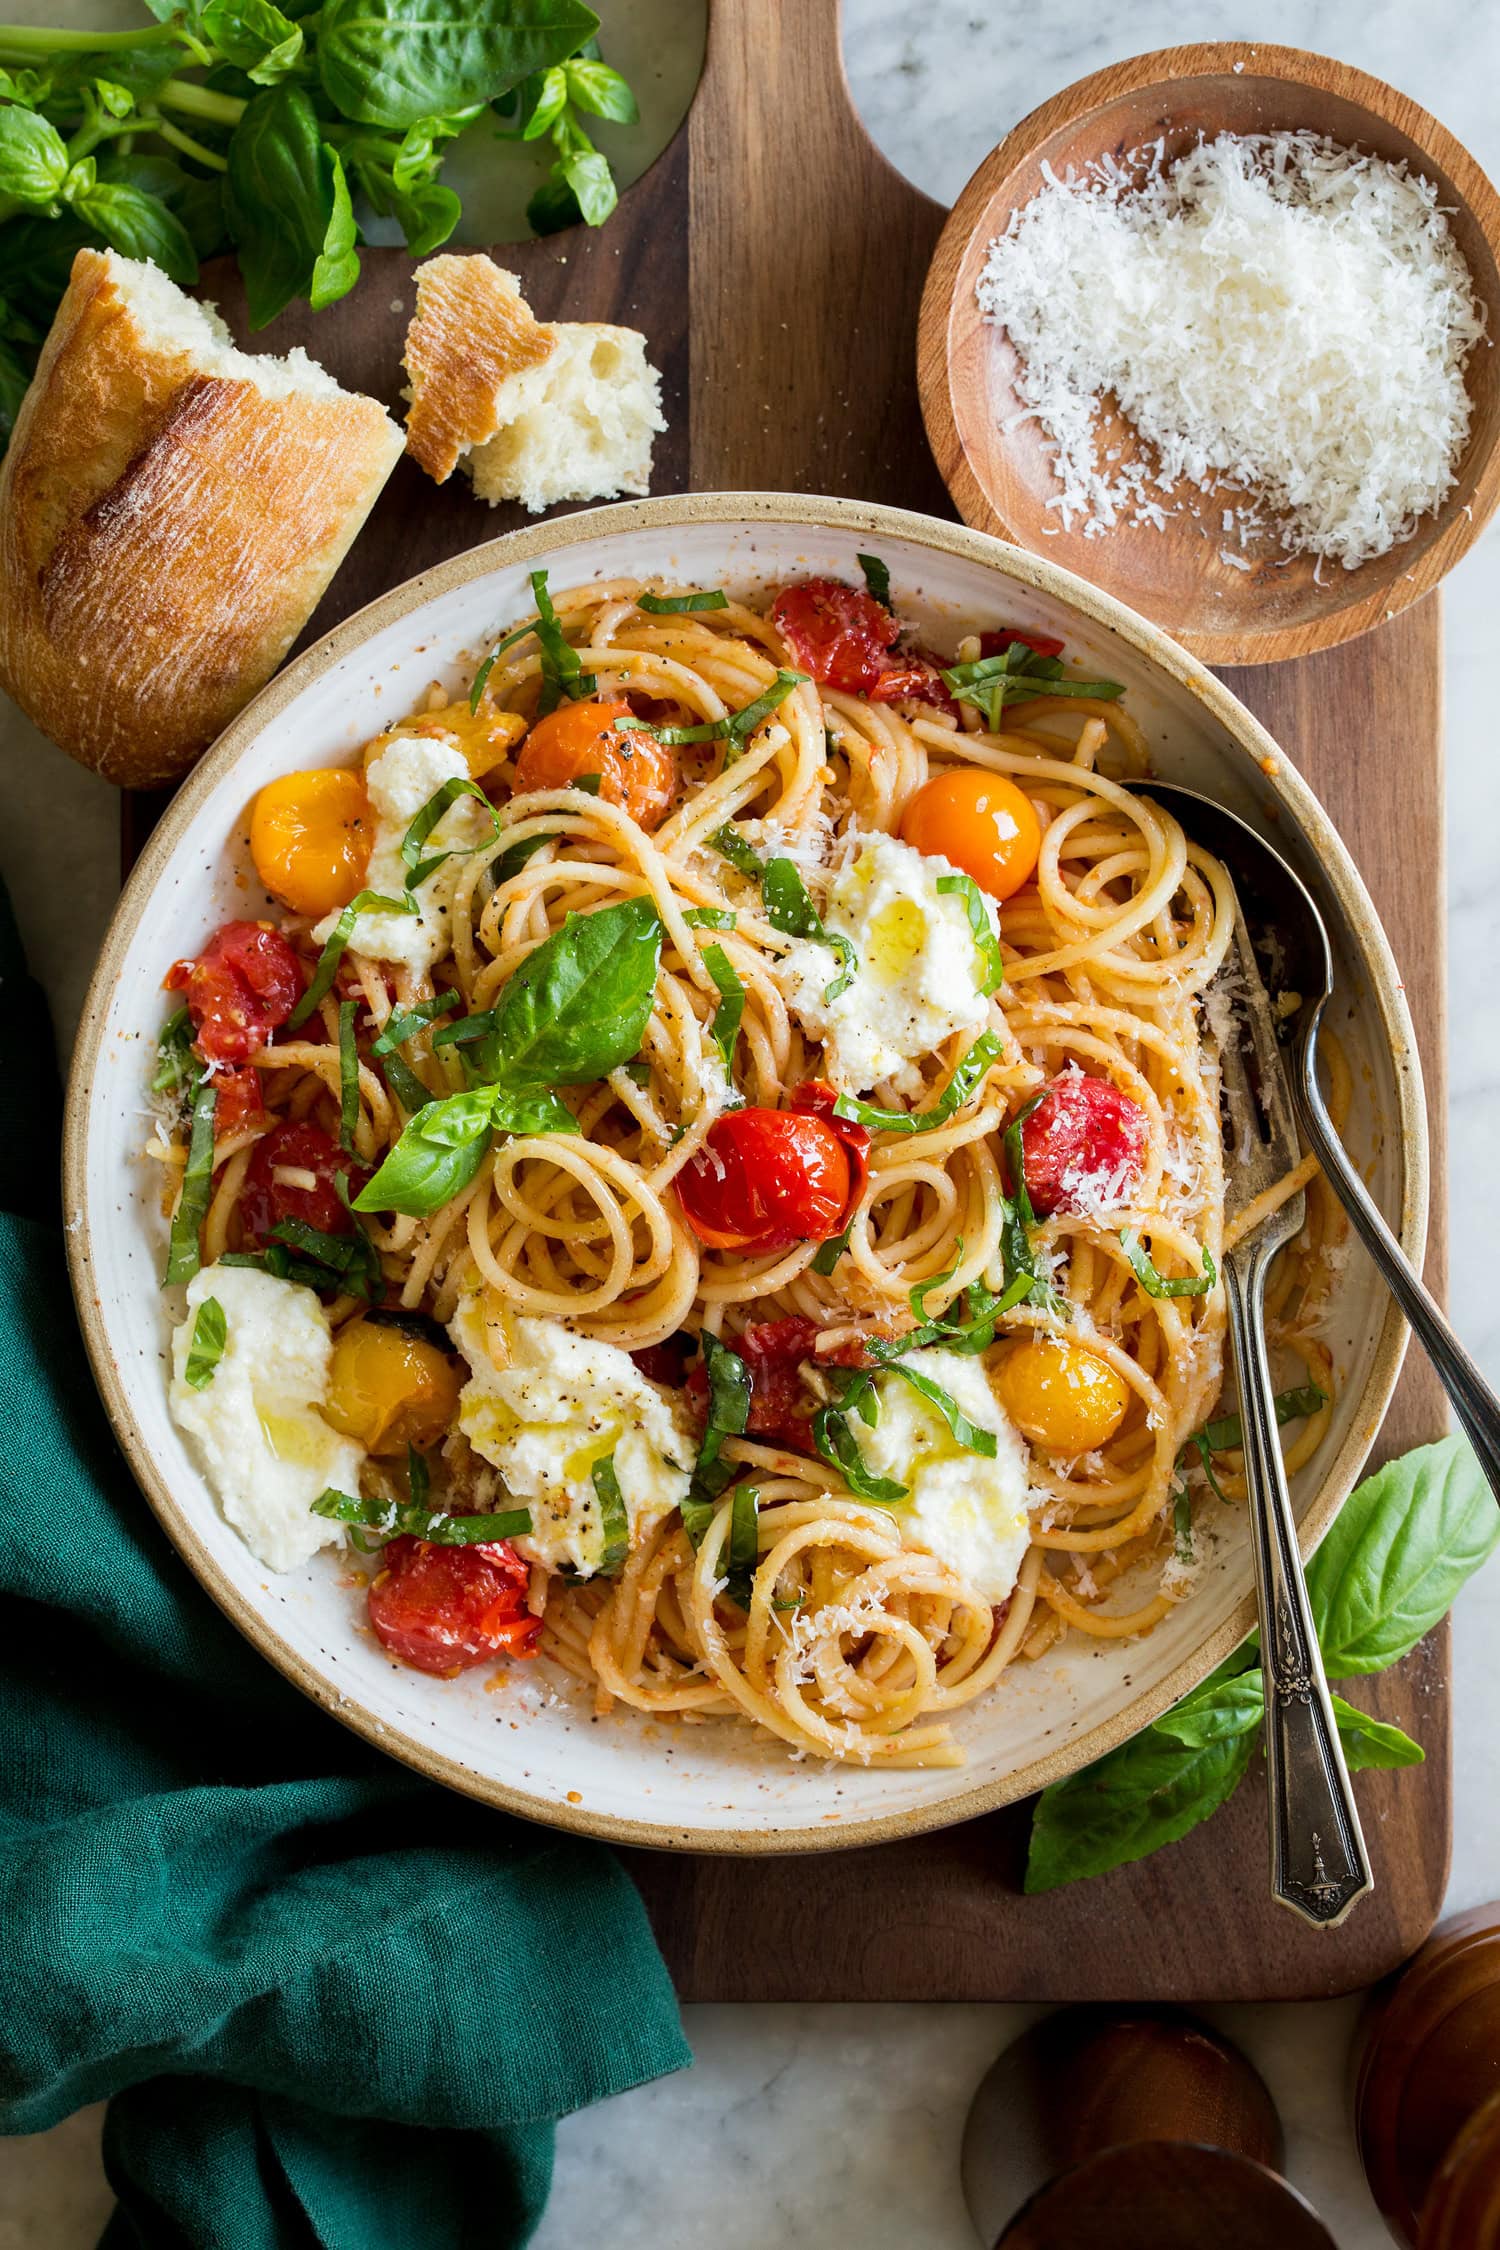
[1297,1025,1500,1509]
[1223,1245,1373,1928]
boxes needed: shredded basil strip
[685,906,737,930]
[381,1047,434,1117]
[164,1077,218,1287]
[269,1217,382,1300]
[184,1295,226,1390]
[623,670,807,750]
[592,1453,630,1576]
[885,1361,997,1456]
[311,1487,533,1545]
[572,773,603,796]
[432,1011,497,1050]
[702,944,745,1074]
[1173,1482,1195,1563]
[637,588,728,614]
[337,1000,360,1154]
[834,1031,1003,1136]
[856,552,892,607]
[1199,1383,1327,1455]
[530,567,595,714]
[402,777,500,890]
[407,1444,430,1514]
[622,1060,652,1088]
[810,1219,854,1276]
[486,829,555,891]
[708,824,765,879]
[761,857,857,1004]
[1120,1229,1219,1300]
[681,1333,752,1546]
[813,1385,908,1504]
[935,873,1004,995]
[722,1482,761,1606]
[371,991,461,1057]
[288,890,418,1030]
[152,1006,202,1097]
[470,612,543,713]
[942,642,1125,731]
[1003,1095,1045,1232]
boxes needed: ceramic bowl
[63,493,1423,1851]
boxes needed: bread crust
[0,249,404,788]
[403,253,554,483]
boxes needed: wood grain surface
[143,0,1451,1999]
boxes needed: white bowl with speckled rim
[63,493,1423,1853]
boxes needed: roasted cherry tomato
[676,1086,867,1253]
[979,627,1065,661]
[250,770,373,919]
[166,920,306,1068]
[239,1119,366,1247]
[325,1318,462,1456]
[770,577,899,694]
[368,1536,540,1676]
[684,1315,871,1454]
[512,697,674,830]
[869,646,960,716]
[212,1067,268,1138]
[995,1336,1130,1452]
[1015,1075,1149,1219]
[899,767,1042,902]
[630,1333,694,1388]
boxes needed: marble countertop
[3,3,1499,2244]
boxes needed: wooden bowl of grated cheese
[917,43,1500,664]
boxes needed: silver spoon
[1145,784,1500,1506]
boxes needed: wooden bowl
[917,43,1500,665]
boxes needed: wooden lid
[993,2144,1336,2250]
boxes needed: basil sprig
[591,1453,630,1576]
[355,897,663,1217]
[164,1078,217,1287]
[1024,1435,1499,1892]
[833,1030,1003,1137]
[942,643,1124,731]
[856,552,892,607]
[708,825,765,879]
[637,588,728,615]
[183,1295,226,1390]
[702,944,745,1074]
[762,857,857,1004]
[288,890,418,1030]
[401,778,500,889]
[312,1487,533,1547]
[680,1333,752,1546]
[1120,1229,1218,1299]
[935,873,1004,994]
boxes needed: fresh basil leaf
[685,906,736,930]
[337,999,360,1153]
[708,825,764,879]
[269,1216,381,1300]
[638,587,727,615]
[202,0,304,82]
[311,1486,532,1544]
[380,1046,433,1117]
[401,777,500,889]
[936,872,1003,995]
[352,1086,498,1218]
[317,0,598,129]
[565,56,638,122]
[0,107,68,207]
[526,168,584,236]
[558,142,615,227]
[762,856,856,1005]
[473,895,662,1090]
[225,87,358,328]
[406,1441,430,1513]
[1330,1695,1425,1771]
[810,1220,853,1276]
[943,644,1124,732]
[1173,1480,1194,1562]
[701,943,744,1075]
[885,1362,997,1456]
[310,143,359,309]
[1024,1710,1258,1892]
[152,1006,202,1097]
[623,669,806,750]
[372,991,460,1057]
[592,1452,629,1576]
[681,1333,752,1545]
[814,1394,908,1504]
[1120,1229,1218,1299]
[856,552,891,607]
[1003,1094,1044,1231]
[184,1295,227,1389]
[288,889,417,1029]
[164,1079,218,1286]
[721,1480,761,1606]
[470,613,542,711]
[488,1086,576,1136]
[486,829,555,890]
[1152,1669,1265,1749]
[68,183,198,284]
[528,566,594,713]
[521,63,569,138]
[834,1030,1003,1136]
[1306,1435,1500,1678]
[1198,1384,1328,1455]
[383,171,462,257]
[909,1241,963,1327]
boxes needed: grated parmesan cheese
[975,131,1485,568]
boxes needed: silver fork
[1211,903,1373,1928]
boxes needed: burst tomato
[512,696,675,830]
[630,1334,693,1388]
[1015,1075,1149,1218]
[770,577,899,694]
[212,1067,268,1137]
[166,920,305,1068]
[868,646,960,717]
[239,1120,366,1246]
[675,1085,867,1254]
[899,767,1042,901]
[368,1536,540,1676]
[979,628,1065,661]
[738,1316,821,1451]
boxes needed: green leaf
[558,142,614,226]
[472,895,662,1090]
[318,0,599,130]
[528,566,593,712]
[287,888,417,1029]
[0,107,69,206]
[352,1081,572,1218]
[935,871,1003,994]
[762,856,856,1004]
[69,183,199,285]
[707,825,763,879]
[310,143,359,309]
[1152,1669,1265,1748]
[684,906,736,931]
[1331,1694,1425,1771]
[184,1295,227,1389]
[526,167,581,236]
[701,943,744,1075]
[1197,1382,1327,1455]
[371,990,460,1055]
[485,828,554,890]
[151,1006,202,1098]
[681,1333,751,1544]
[856,552,891,607]
[522,62,568,137]
[164,1079,218,1287]
[401,775,499,889]
[833,1031,1003,1136]
[943,643,1124,732]
[638,588,727,615]
[1120,1228,1218,1299]
[876,1359,996,1456]
[813,1388,908,1504]
[1024,1717,1258,1893]
[337,998,359,1153]
[1306,1435,1500,1677]
[565,56,638,122]
[810,1220,853,1276]
[385,172,460,255]
[312,1485,532,1544]
[225,87,357,328]
[591,1452,629,1575]
[269,1215,382,1300]
[202,0,305,82]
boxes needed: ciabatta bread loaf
[0,250,404,787]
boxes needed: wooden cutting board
[151,0,1449,2000]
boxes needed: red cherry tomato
[239,1120,367,1246]
[676,1085,868,1254]
[368,1536,540,1676]
[212,1067,268,1137]
[979,627,1065,661]
[630,1335,693,1388]
[166,920,306,1068]
[1016,1075,1149,1218]
[869,646,960,717]
[770,577,899,694]
[737,1316,821,1451]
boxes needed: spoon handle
[1223,1242,1373,1927]
[1298,1040,1500,1507]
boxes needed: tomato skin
[367,1536,539,1676]
[212,1067,268,1137]
[869,647,960,717]
[899,767,1042,902]
[239,1119,367,1246]
[675,1093,863,1253]
[513,697,675,830]
[250,769,373,918]
[166,921,306,1067]
[1016,1075,1149,1219]
[979,628,1065,661]
[994,1336,1130,1452]
[630,1334,693,1388]
[770,577,899,694]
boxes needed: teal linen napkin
[0,881,689,2247]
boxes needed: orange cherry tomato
[512,697,675,831]
[899,768,1042,902]
[250,769,373,918]
[994,1337,1131,1454]
[324,1318,463,1457]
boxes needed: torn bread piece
[0,249,404,787]
[402,251,666,514]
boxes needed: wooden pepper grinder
[962,2007,1338,2250]
[1355,1901,1500,2246]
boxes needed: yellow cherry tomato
[250,769,373,918]
[384,704,528,781]
[899,767,1042,901]
[514,697,676,831]
[994,1336,1130,1453]
[324,1318,463,1457]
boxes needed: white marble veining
[2,3,1499,2246]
